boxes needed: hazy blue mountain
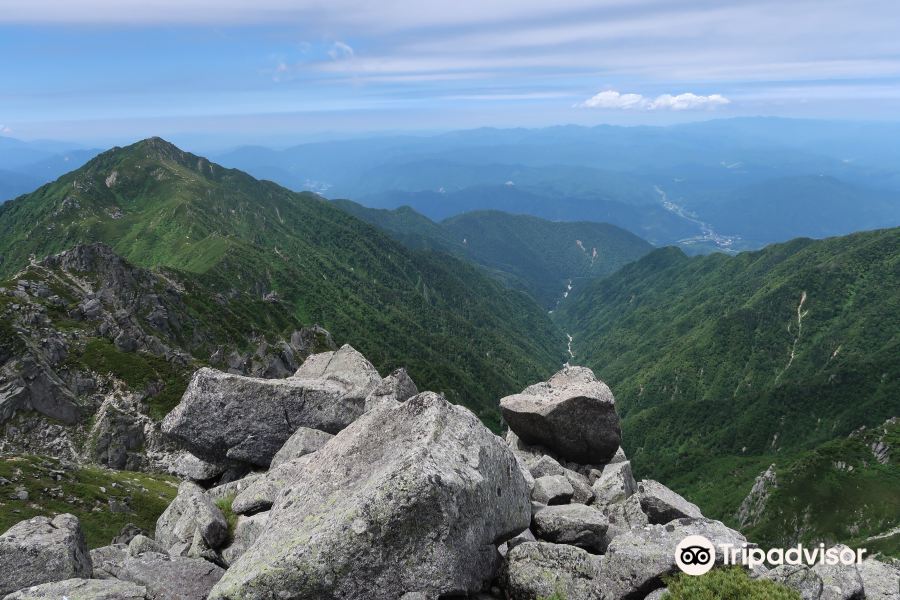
[213,119,900,252]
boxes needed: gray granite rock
[532,504,611,554]
[2,578,147,600]
[636,480,702,524]
[501,541,601,600]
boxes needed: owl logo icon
[675,535,716,576]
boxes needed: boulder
[636,480,702,524]
[0,514,92,595]
[363,368,419,412]
[205,473,263,503]
[532,504,611,554]
[2,578,147,600]
[592,460,637,507]
[162,345,381,467]
[269,427,333,469]
[127,534,169,557]
[499,528,537,557]
[597,495,649,541]
[532,475,574,505]
[231,454,314,515]
[155,481,228,554]
[168,451,228,482]
[529,455,593,504]
[501,541,601,600]
[758,548,866,600]
[858,558,900,600]
[89,544,127,580]
[118,554,224,600]
[208,392,531,600]
[220,512,269,567]
[596,518,748,599]
[500,366,621,465]
[110,523,148,546]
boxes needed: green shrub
[662,567,800,599]
[215,494,238,542]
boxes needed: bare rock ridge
[0,242,337,470]
[1,351,897,600]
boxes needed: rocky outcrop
[596,518,748,599]
[1,578,147,600]
[591,460,637,506]
[117,554,224,600]
[162,345,382,467]
[269,426,333,468]
[500,366,621,464]
[636,479,702,524]
[208,392,530,600]
[737,464,777,528]
[501,542,601,600]
[155,481,228,555]
[532,504,610,553]
[0,514,92,596]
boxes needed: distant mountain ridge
[0,137,565,426]
[333,200,654,307]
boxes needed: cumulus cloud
[579,89,730,110]
[0,125,12,135]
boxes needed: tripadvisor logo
[675,535,717,575]
[675,535,867,576]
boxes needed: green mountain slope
[0,138,565,426]
[557,228,900,543]
[333,200,654,308]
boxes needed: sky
[2,0,900,147]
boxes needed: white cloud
[328,41,354,60]
[579,90,730,110]
[0,125,11,134]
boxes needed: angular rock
[118,554,224,600]
[163,345,381,466]
[363,368,418,413]
[858,558,900,600]
[0,514,92,595]
[532,474,574,505]
[598,495,649,541]
[209,392,531,600]
[500,366,621,465]
[110,523,148,546]
[529,455,593,504]
[533,504,611,554]
[499,528,537,557]
[501,541,601,600]
[168,451,228,482]
[205,473,263,503]
[221,512,269,566]
[128,534,168,557]
[592,461,637,507]
[231,454,314,515]
[2,578,147,600]
[636,480,702,524]
[89,544,127,580]
[596,518,748,599]
[759,547,866,600]
[269,426,333,469]
[155,481,228,553]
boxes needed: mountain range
[0,136,896,559]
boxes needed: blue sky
[2,0,900,147]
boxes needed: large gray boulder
[758,547,869,600]
[532,504,611,554]
[231,454,314,515]
[269,426,333,468]
[532,474,574,505]
[596,518,748,599]
[501,541,601,600]
[0,514,92,595]
[598,495,649,541]
[500,367,621,465]
[636,480,702,524]
[858,558,900,600]
[592,460,637,507]
[363,368,419,412]
[221,512,269,567]
[209,392,531,600]
[168,451,228,482]
[162,345,381,467]
[2,578,146,600]
[89,545,127,580]
[118,554,224,600]
[155,481,228,554]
